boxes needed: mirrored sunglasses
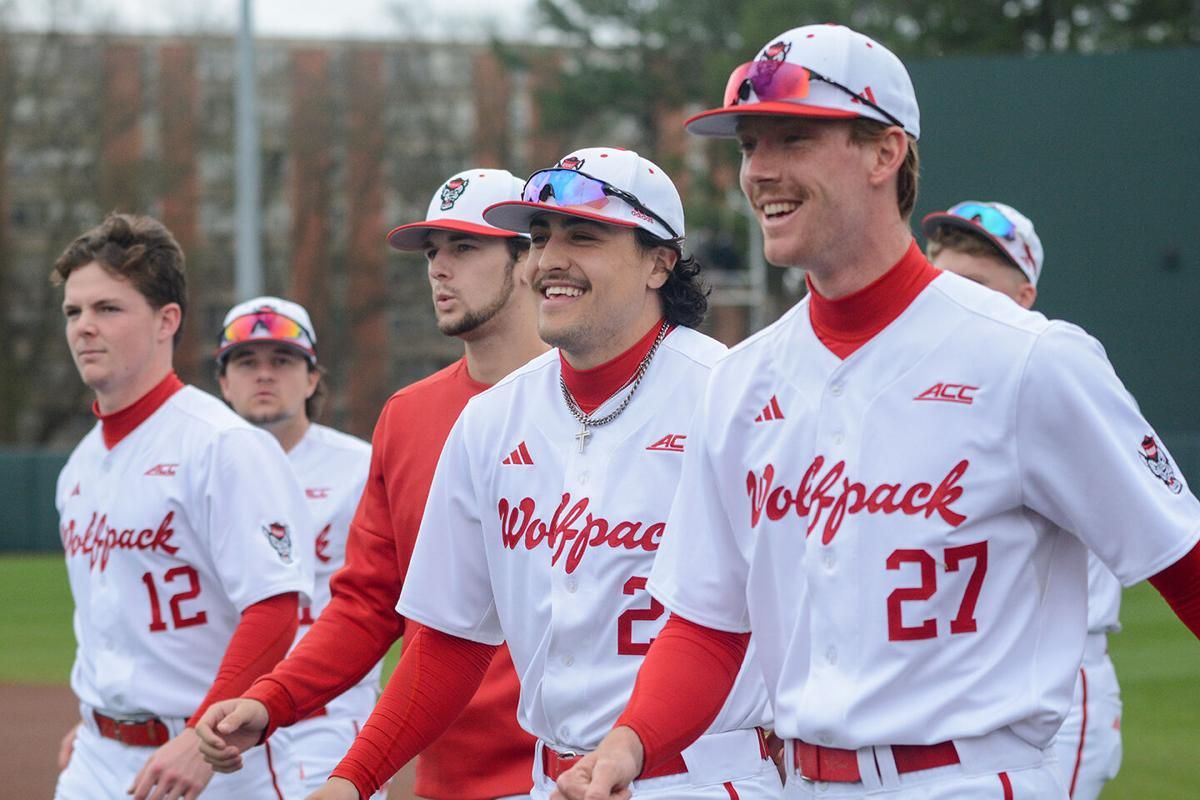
[218,311,313,354]
[947,202,1017,241]
[523,168,680,240]
[723,60,905,130]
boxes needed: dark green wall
[910,47,1198,437]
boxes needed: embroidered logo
[498,494,664,575]
[305,487,330,499]
[914,383,978,405]
[1140,435,1183,494]
[70,483,81,497]
[263,521,294,563]
[439,177,468,210]
[755,396,785,423]
[144,463,179,477]
[746,456,970,544]
[502,442,535,466]
[315,524,332,563]
[558,156,586,171]
[60,511,179,572]
[646,434,686,453]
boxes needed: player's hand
[128,727,214,800]
[57,722,81,770]
[765,730,786,782]
[552,726,643,800]
[303,776,361,799]
[194,697,269,773]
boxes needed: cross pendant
[575,423,591,453]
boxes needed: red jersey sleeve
[330,626,496,798]
[188,592,298,727]
[1148,539,1200,638]
[615,614,749,775]
[245,409,407,736]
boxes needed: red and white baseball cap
[921,201,1044,285]
[215,296,317,365]
[685,24,920,140]
[482,147,685,243]
[386,168,527,250]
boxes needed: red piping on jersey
[1148,539,1200,638]
[1069,667,1088,797]
[998,771,1014,800]
[615,614,750,776]
[263,738,285,800]
[93,371,185,450]
[560,319,672,414]
[807,240,940,359]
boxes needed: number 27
[886,541,987,641]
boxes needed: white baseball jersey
[649,272,1200,751]
[57,386,314,719]
[398,327,771,753]
[1086,552,1122,633]
[286,422,379,709]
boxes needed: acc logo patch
[440,177,468,210]
[262,521,294,563]
[1140,435,1183,494]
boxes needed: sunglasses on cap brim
[945,202,1017,241]
[218,311,315,359]
[523,168,680,240]
[723,60,905,130]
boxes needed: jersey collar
[93,371,186,450]
[560,319,671,415]
[807,239,940,359]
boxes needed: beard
[244,408,293,427]
[437,261,516,338]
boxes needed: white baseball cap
[686,24,920,140]
[216,296,317,365]
[482,147,685,243]
[386,168,527,250]
[921,201,1044,285]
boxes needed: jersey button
[565,578,578,594]
[563,654,575,667]
[825,646,838,665]
[577,472,589,485]
[822,551,836,571]
[830,383,844,397]
[832,431,844,445]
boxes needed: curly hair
[51,213,188,344]
[634,228,710,329]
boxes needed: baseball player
[52,213,314,800]
[555,24,1200,800]
[921,201,1124,799]
[215,295,380,798]
[195,168,546,800]
[234,146,781,800]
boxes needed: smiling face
[527,214,672,369]
[737,116,880,270]
[424,231,520,340]
[218,342,317,427]
[62,261,179,411]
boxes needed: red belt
[793,740,959,782]
[544,729,770,781]
[543,748,689,780]
[93,710,171,748]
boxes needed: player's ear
[645,244,678,291]
[1017,282,1037,310]
[864,126,908,190]
[156,302,182,344]
[305,366,320,399]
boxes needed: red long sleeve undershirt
[186,592,298,727]
[330,625,497,798]
[614,614,750,776]
[1148,539,1200,638]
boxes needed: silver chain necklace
[560,321,670,453]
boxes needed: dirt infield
[3,683,80,796]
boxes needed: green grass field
[3,554,1195,797]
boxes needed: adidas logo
[144,463,179,477]
[754,396,785,423]
[70,483,81,497]
[502,442,535,466]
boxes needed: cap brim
[386,219,521,251]
[920,212,1024,273]
[216,339,316,364]
[685,101,859,137]
[483,200,640,234]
